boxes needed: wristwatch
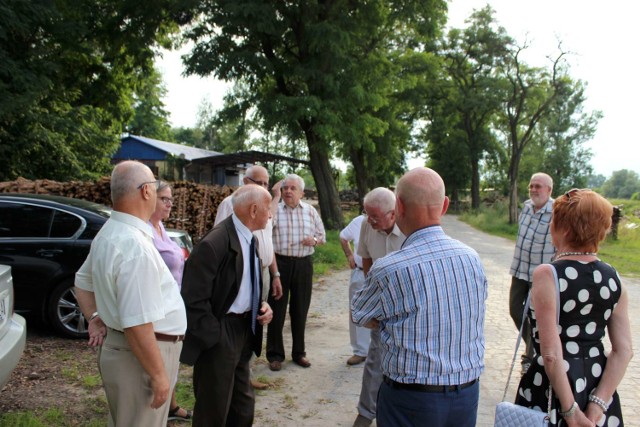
[273,271,281,278]
[313,237,318,246]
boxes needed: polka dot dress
[515,260,624,426]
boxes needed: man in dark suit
[180,185,274,427]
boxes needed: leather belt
[275,253,311,260]
[225,311,251,318]
[154,333,184,342]
[383,376,478,393]
[108,327,184,343]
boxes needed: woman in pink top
[149,181,191,421]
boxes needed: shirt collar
[232,213,254,244]
[111,211,153,238]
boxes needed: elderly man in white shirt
[75,160,187,426]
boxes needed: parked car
[0,193,192,339]
[0,264,27,390]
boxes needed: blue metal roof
[114,135,221,161]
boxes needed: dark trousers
[266,254,313,362]
[377,379,480,427]
[509,276,534,362]
[192,315,254,427]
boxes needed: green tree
[517,78,600,196]
[427,6,511,208]
[499,44,570,223]
[601,169,640,199]
[181,0,447,229]
[126,67,172,140]
[0,0,194,180]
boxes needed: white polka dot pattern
[593,270,602,283]
[514,260,624,426]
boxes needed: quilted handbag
[494,401,548,427]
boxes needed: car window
[0,202,53,237]
[50,210,82,238]
[0,202,81,238]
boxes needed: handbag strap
[502,264,560,417]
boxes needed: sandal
[168,405,193,421]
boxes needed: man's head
[528,173,553,210]
[232,185,273,232]
[363,187,396,233]
[243,165,270,190]
[395,167,448,235]
[281,174,305,208]
[110,160,158,220]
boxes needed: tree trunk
[507,142,521,224]
[349,147,367,209]
[304,129,344,230]
[470,155,480,210]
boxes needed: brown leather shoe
[346,355,367,366]
[293,356,311,368]
[269,360,282,371]
[251,379,269,390]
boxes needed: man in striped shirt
[352,167,487,427]
[266,173,326,371]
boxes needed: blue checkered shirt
[509,199,555,282]
[352,225,487,385]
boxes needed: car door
[0,201,84,315]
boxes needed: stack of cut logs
[0,177,233,242]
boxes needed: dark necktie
[249,236,260,334]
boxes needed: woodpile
[0,177,234,242]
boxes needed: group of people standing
[74,160,631,427]
[341,170,631,427]
[75,161,325,426]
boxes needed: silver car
[0,264,27,390]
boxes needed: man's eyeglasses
[246,176,269,188]
[160,196,173,206]
[362,209,393,224]
[137,180,160,190]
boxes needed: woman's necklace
[553,251,597,261]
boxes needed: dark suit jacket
[180,216,263,366]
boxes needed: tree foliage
[425,6,510,208]
[182,0,447,229]
[0,0,194,180]
[601,169,640,199]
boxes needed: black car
[0,194,111,338]
[0,193,192,339]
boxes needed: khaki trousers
[98,329,182,427]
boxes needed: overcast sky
[157,1,640,178]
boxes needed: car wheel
[47,280,89,339]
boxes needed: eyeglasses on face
[246,176,269,188]
[137,180,160,190]
[160,196,173,205]
[362,209,393,224]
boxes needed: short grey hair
[363,187,395,212]
[157,180,171,193]
[110,161,152,204]
[283,173,305,191]
[232,185,268,210]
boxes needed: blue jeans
[377,379,479,427]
